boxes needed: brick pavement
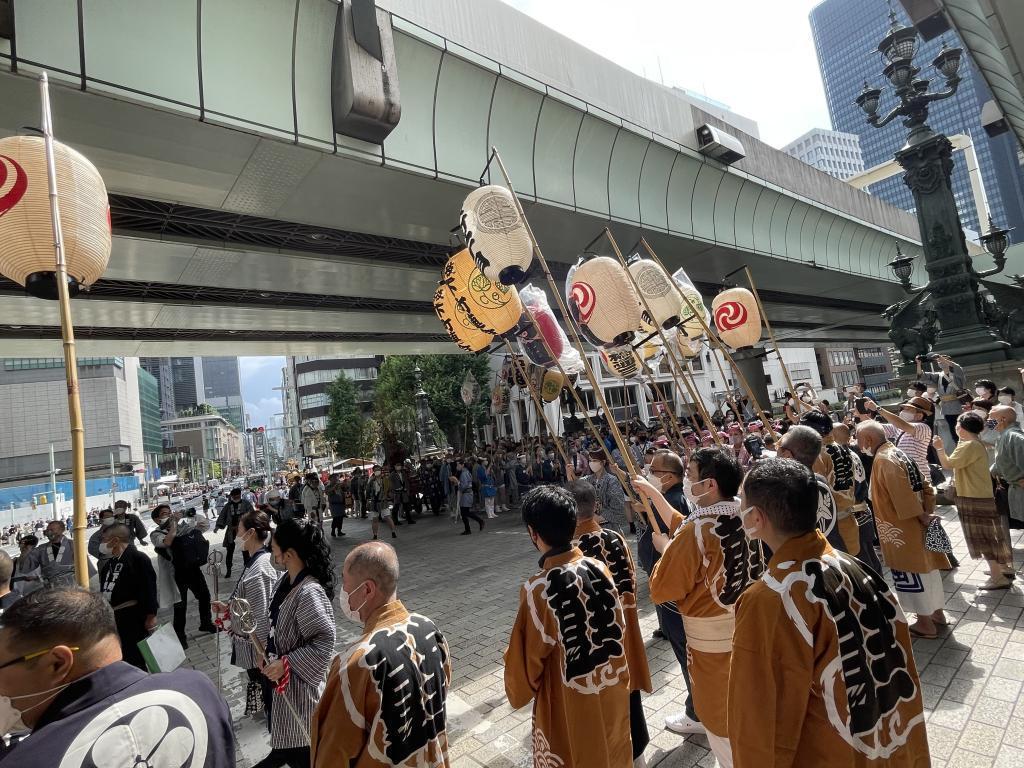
[169,504,1024,767]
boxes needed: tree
[325,374,375,459]
[373,354,490,448]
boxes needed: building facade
[286,356,382,433]
[139,357,175,445]
[166,356,245,429]
[161,413,243,477]
[137,366,163,472]
[0,357,144,480]
[814,345,895,393]
[810,0,1024,236]
[781,128,865,180]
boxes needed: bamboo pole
[40,74,88,588]
[503,340,573,475]
[489,149,653,520]
[639,238,780,443]
[643,371,682,442]
[742,265,805,415]
[679,355,720,440]
[603,229,723,447]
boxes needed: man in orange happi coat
[729,458,930,767]
[505,485,632,767]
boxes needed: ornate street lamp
[856,2,1010,362]
[412,365,446,457]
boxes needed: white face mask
[100,518,114,528]
[740,506,759,538]
[926,386,936,394]
[98,541,114,556]
[338,581,368,624]
[976,387,989,397]
[899,410,917,422]
[999,395,1013,405]
[906,389,917,398]
[0,680,73,735]
[684,478,710,507]
[588,460,602,474]
[647,474,663,493]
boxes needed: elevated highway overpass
[0,0,952,357]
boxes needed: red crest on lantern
[711,287,762,349]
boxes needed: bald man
[992,404,1024,527]
[311,543,452,767]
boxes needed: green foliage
[325,374,376,459]
[373,355,491,442]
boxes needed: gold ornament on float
[433,284,491,353]
[460,185,533,285]
[442,247,522,336]
[568,256,643,347]
[0,135,111,299]
[711,287,762,349]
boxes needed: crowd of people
[1,356,1023,767]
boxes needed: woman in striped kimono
[255,519,337,768]
[213,510,281,727]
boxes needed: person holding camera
[917,353,966,444]
[151,504,215,649]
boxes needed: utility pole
[110,452,117,507]
[49,443,58,521]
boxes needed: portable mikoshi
[460,184,533,285]
[0,135,111,299]
[568,255,643,347]
[442,247,522,336]
[712,287,762,349]
[433,284,491,353]
[627,252,682,331]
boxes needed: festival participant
[366,465,397,540]
[0,588,234,767]
[257,519,337,768]
[10,535,41,598]
[820,420,864,557]
[457,458,486,535]
[570,481,651,762]
[829,422,884,575]
[588,449,627,532]
[97,523,158,670]
[151,505,215,648]
[634,450,698,729]
[213,510,279,726]
[113,499,149,546]
[216,487,256,578]
[643,447,762,766]
[0,552,20,614]
[933,413,1013,589]
[311,542,451,767]
[777,425,842,551]
[917,353,966,443]
[729,459,930,767]
[992,404,1024,528]
[87,508,118,574]
[24,521,86,590]
[504,486,632,767]
[868,396,934,477]
[857,421,948,638]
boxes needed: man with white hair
[857,421,948,638]
[311,542,451,767]
[992,404,1024,527]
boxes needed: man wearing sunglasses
[0,588,234,766]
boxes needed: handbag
[138,623,186,673]
[924,517,953,555]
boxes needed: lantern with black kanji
[460,185,533,285]
[433,284,491,353]
[442,247,522,336]
[0,135,111,299]
[712,287,762,349]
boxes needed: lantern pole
[602,228,723,447]
[639,238,780,443]
[644,373,683,443]
[488,148,654,523]
[503,341,573,477]
[740,266,808,415]
[39,73,89,589]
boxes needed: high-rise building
[167,357,245,430]
[286,356,381,434]
[0,357,144,480]
[139,357,175,449]
[781,128,865,180]
[137,366,163,471]
[810,0,1024,236]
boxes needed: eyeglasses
[0,646,80,672]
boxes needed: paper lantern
[460,185,533,285]
[670,268,710,340]
[433,284,491,353]
[712,287,762,349]
[442,247,522,336]
[517,285,584,374]
[0,135,111,299]
[568,256,642,347]
[600,345,642,380]
[676,332,703,359]
[539,369,565,403]
[628,254,682,331]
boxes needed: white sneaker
[664,712,704,735]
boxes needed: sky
[500,0,833,148]
[241,2,831,418]
[240,356,286,430]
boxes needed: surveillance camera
[981,99,1010,139]
[696,124,746,165]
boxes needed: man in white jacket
[301,471,327,530]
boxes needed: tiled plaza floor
[171,503,1024,767]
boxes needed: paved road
[169,504,1024,768]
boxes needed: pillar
[731,349,772,414]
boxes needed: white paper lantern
[569,256,642,347]
[628,255,682,331]
[670,268,710,340]
[712,287,762,349]
[460,185,533,285]
[0,135,111,299]
[600,345,642,379]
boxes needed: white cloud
[239,357,286,429]
[500,0,831,148]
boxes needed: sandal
[979,579,1012,591]
[909,625,937,639]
